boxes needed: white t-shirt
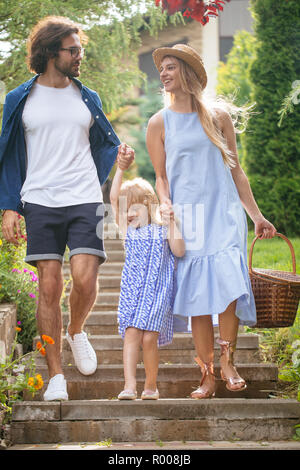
[21,81,103,207]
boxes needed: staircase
[11,228,300,444]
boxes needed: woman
[146,44,276,399]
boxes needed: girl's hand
[254,216,277,239]
[160,202,174,225]
[117,143,135,170]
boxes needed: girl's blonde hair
[117,177,161,227]
[163,56,252,168]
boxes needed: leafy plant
[96,438,113,447]
[0,329,54,425]
[0,0,183,119]
[278,81,300,127]
[293,424,300,441]
[0,215,38,352]
[243,0,300,236]
[0,214,70,352]
[129,80,164,187]
[279,340,300,401]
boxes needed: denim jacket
[0,74,120,215]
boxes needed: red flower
[155,0,230,25]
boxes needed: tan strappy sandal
[190,356,216,399]
[217,338,247,392]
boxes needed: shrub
[244,0,300,236]
[0,215,38,352]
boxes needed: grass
[247,230,300,275]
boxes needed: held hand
[2,210,22,245]
[254,216,277,239]
[117,143,135,171]
[160,201,175,226]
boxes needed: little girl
[110,164,185,400]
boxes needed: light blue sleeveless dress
[118,223,175,346]
[163,108,256,326]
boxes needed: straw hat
[152,44,207,90]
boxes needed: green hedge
[244,0,300,236]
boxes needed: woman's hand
[254,216,277,239]
[160,202,185,257]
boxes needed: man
[0,16,134,401]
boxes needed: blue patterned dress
[118,223,175,347]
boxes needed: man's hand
[117,143,135,171]
[2,210,22,245]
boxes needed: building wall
[138,1,253,96]
[219,0,253,62]
[139,20,204,84]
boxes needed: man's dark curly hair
[27,16,88,74]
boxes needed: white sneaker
[66,330,97,375]
[43,374,68,401]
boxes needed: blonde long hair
[163,56,252,168]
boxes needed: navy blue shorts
[23,202,106,267]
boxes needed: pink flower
[28,293,36,299]
[17,289,21,294]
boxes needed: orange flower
[28,374,44,390]
[35,374,44,390]
[15,327,21,332]
[27,377,34,387]
[36,341,46,356]
[42,334,55,345]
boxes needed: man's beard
[54,58,80,78]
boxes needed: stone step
[63,262,124,276]
[103,227,122,239]
[94,292,119,306]
[63,311,119,335]
[106,251,125,262]
[11,398,300,443]
[25,363,278,401]
[98,261,124,276]
[103,239,124,251]
[63,292,119,311]
[34,333,261,365]
[61,292,120,311]
[65,276,122,293]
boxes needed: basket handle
[249,232,296,274]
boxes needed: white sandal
[141,389,159,400]
[118,389,137,400]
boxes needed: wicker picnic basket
[249,232,300,328]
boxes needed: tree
[243,0,300,236]
[0,0,182,116]
[216,30,256,167]
[129,81,164,187]
[216,30,256,108]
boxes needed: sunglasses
[60,47,85,58]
